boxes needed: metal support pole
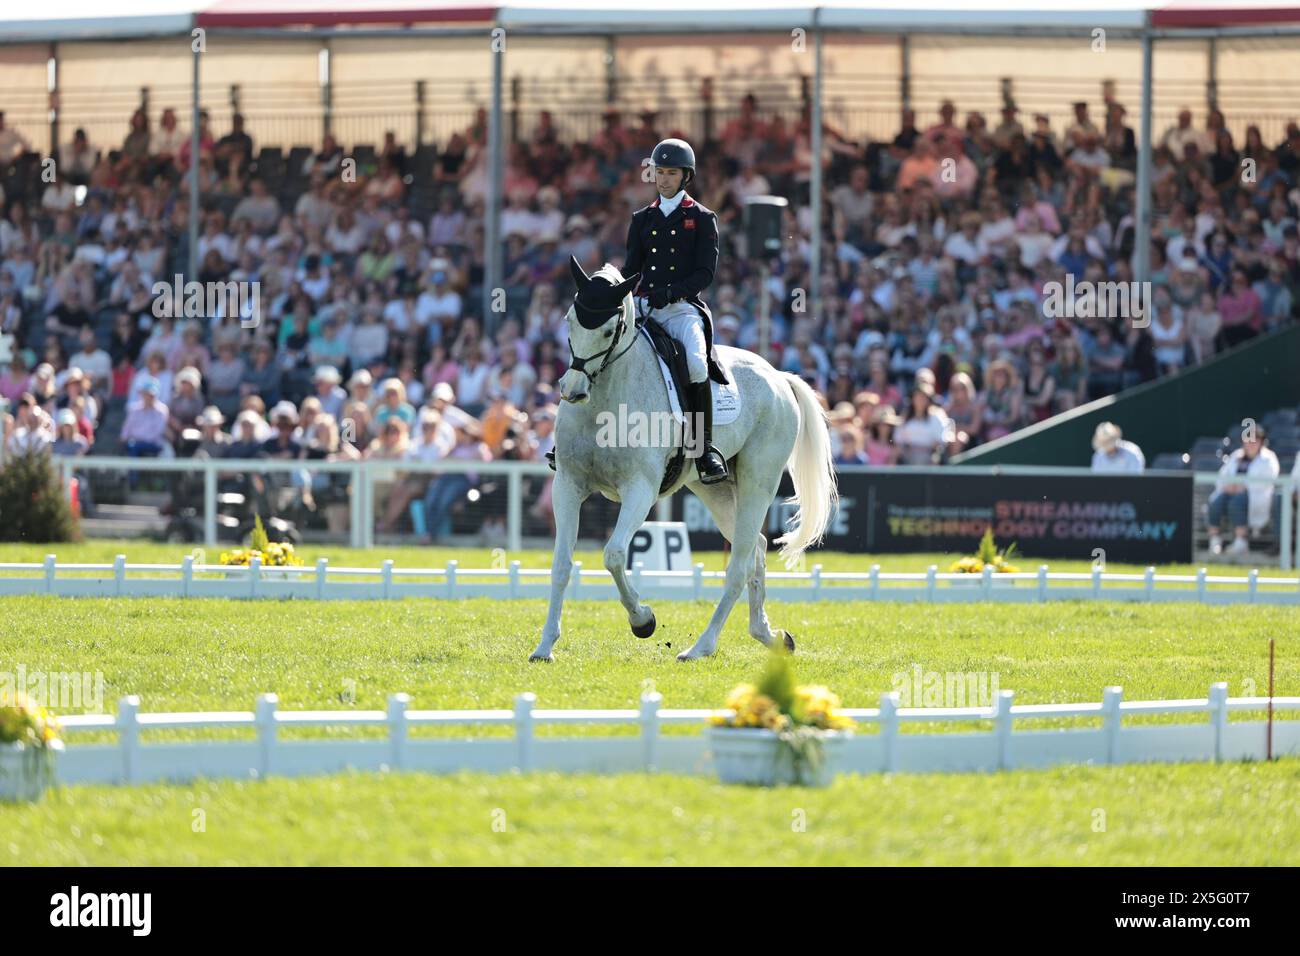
[47,44,58,160]
[484,26,505,334]
[507,468,522,551]
[1280,482,1293,572]
[900,35,911,111]
[1206,37,1218,111]
[809,22,824,324]
[320,43,332,139]
[1134,22,1154,287]
[604,36,617,105]
[188,45,200,282]
[203,465,217,547]
[415,80,426,148]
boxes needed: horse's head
[559,255,640,404]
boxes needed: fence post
[693,562,703,600]
[382,559,394,600]
[316,557,328,600]
[349,462,363,550]
[203,465,217,546]
[182,555,193,597]
[981,563,993,599]
[44,554,56,595]
[445,559,457,599]
[507,468,522,552]
[925,564,937,602]
[1102,686,1123,764]
[1248,568,1258,604]
[993,689,1014,770]
[870,563,881,601]
[1038,564,1048,602]
[1091,566,1102,599]
[388,693,409,770]
[1209,682,1228,762]
[879,691,899,772]
[514,692,535,771]
[256,693,278,778]
[249,554,262,600]
[811,563,822,601]
[118,695,140,784]
[640,691,662,771]
[114,553,126,597]
[1196,567,1207,602]
[1144,566,1155,601]
[509,560,520,599]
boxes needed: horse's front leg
[531,473,585,662]
[603,479,659,638]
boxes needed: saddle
[545,315,697,496]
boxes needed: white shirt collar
[657,190,686,217]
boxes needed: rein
[567,301,646,385]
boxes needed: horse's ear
[613,272,640,300]
[569,255,589,291]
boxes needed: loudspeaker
[744,195,788,259]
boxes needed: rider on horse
[623,138,731,485]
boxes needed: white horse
[530,258,838,662]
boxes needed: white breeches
[641,298,708,383]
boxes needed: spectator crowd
[1,88,1299,537]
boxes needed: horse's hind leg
[688,480,790,651]
[604,479,659,637]
[678,457,782,661]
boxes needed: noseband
[567,302,642,385]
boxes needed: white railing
[3,555,1298,604]
[45,457,1300,569]
[49,683,1300,785]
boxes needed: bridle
[566,299,644,386]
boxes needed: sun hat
[1092,421,1122,452]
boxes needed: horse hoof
[782,630,796,653]
[631,612,657,639]
[528,652,554,663]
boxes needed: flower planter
[707,727,852,787]
[0,740,62,803]
[949,576,1018,588]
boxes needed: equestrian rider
[623,138,731,484]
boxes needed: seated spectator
[943,372,981,452]
[420,412,491,543]
[895,383,953,465]
[69,327,112,397]
[374,378,416,430]
[120,380,169,482]
[1049,338,1087,412]
[1085,323,1126,398]
[1208,425,1279,556]
[231,178,281,235]
[195,406,231,458]
[1022,340,1057,423]
[169,366,205,440]
[978,359,1022,442]
[1216,267,1262,351]
[1090,421,1145,473]
[311,366,347,420]
[7,395,54,456]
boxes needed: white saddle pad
[641,326,740,427]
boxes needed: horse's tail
[774,373,839,570]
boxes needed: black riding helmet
[651,138,695,186]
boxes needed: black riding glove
[648,285,673,310]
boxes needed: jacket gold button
[652,230,657,236]
[651,266,656,270]
[652,248,657,253]
[670,248,675,252]
[671,230,676,235]
[670,266,675,270]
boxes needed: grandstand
[1,2,1299,560]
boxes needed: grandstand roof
[3,1,1300,42]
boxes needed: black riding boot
[689,379,728,484]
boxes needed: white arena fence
[3,555,1299,605]
[46,457,1300,572]
[48,684,1300,786]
